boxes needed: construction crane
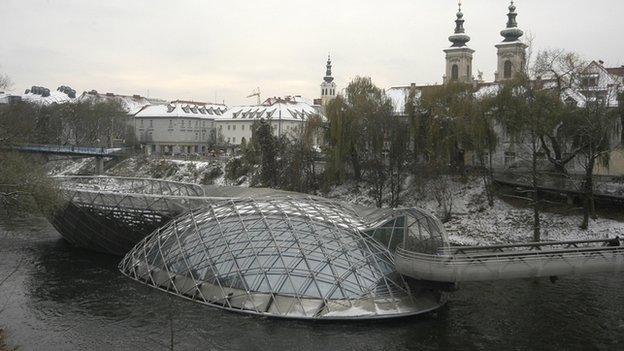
[246,87,261,105]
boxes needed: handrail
[7,144,130,155]
[396,246,624,265]
[444,239,618,253]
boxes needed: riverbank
[47,155,624,246]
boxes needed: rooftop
[218,96,322,122]
[134,101,227,118]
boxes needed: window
[169,119,173,127]
[228,125,231,130]
[233,137,236,143]
[451,64,459,81]
[149,120,153,128]
[467,65,471,79]
[581,76,598,88]
[233,125,236,131]
[140,119,144,127]
[242,125,245,131]
[504,60,512,79]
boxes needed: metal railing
[7,143,130,156]
[395,239,624,282]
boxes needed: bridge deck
[5,144,128,157]
[395,239,624,282]
[492,171,624,203]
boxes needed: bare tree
[573,95,621,229]
[0,73,11,91]
[533,49,588,174]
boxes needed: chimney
[106,92,114,97]
[598,60,605,65]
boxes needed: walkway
[396,238,624,282]
[493,171,624,204]
[6,143,129,157]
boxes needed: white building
[215,96,322,146]
[133,100,227,155]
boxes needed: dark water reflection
[1,216,623,350]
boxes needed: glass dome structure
[120,196,448,319]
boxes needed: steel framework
[120,197,449,319]
[50,176,212,255]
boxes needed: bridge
[493,171,624,204]
[396,238,624,283]
[4,144,130,174]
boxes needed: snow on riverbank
[325,177,624,246]
[46,157,95,176]
[106,156,229,185]
[50,156,624,246]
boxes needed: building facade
[215,96,322,147]
[133,101,226,155]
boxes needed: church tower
[443,2,474,84]
[495,1,528,82]
[321,55,337,105]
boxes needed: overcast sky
[1,0,622,105]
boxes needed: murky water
[1,215,623,350]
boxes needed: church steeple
[321,54,337,105]
[324,55,334,83]
[495,1,528,82]
[443,2,474,84]
[500,1,524,42]
[449,2,470,48]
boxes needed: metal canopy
[120,197,448,320]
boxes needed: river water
[1,215,623,351]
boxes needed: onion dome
[324,55,334,83]
[448,3,470,48]
[501,1,524,42]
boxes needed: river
[0,215,623,350]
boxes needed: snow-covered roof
[474,83,501,99]
[77,91,166,114]
[217,96,321,122]
[21,89,75,105]
[0,92,21,104]
[135,101,227,119]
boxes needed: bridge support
[95,156,104,175]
